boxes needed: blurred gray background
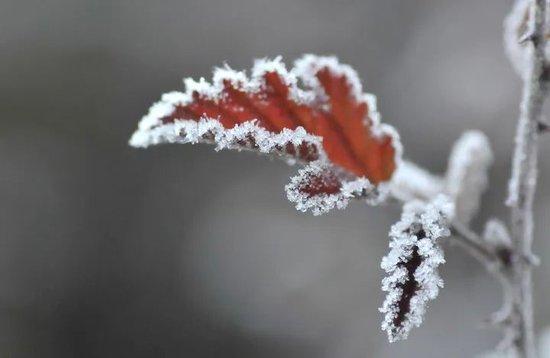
[1,0,550,357]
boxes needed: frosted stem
[506,0,547,356]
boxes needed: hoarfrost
[380,195,453,342]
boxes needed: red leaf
[130,55,402,213]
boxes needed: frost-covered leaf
[504,0,550,78]
[380,195,454,343]
[130,55,402,214]
[445,131,493,225]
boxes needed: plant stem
[506,1,547,356]
[450,221,515,336]
[450,221,500,266]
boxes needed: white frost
[142,117,328,164]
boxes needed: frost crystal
[380,195,453,343]
[445,131,493,225]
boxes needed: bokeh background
[2,0,550,356]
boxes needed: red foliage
[157,57,397,184]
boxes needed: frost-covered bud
[445,131,493,226]
[380,195,453,342]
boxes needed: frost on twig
[504,0,550,79]
[130,55,402,214]
[380,195,454,342]
[445,131,493,225]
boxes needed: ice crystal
[445,131,493,225]
[380,195,454,342]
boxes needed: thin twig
[451,221,500,266]
[506,0,547,356]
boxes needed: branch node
[518,30,538,45]
[536,119,550,133]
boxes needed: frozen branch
[506,0,548,356]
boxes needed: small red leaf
[285,161,383,216]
